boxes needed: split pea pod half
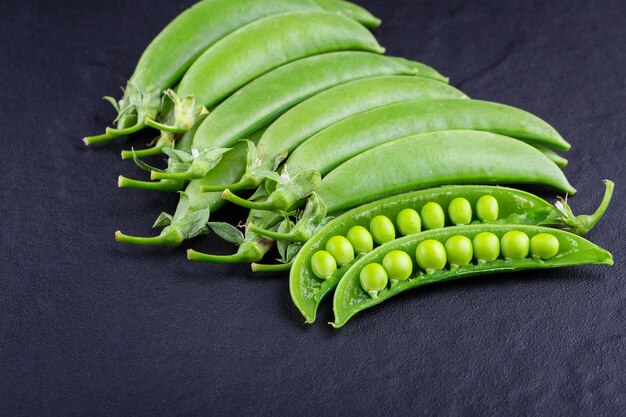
[151,11,384,135]
[150,51,424,182]
[208,75,465,193]
[332,224,613,328]
[288,183,613,323]
[84,0,380,144]
[224,126,575,212]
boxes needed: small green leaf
[153,212,173,228]
[131,150,165,173]
[207,222,245,245]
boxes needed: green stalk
[118,176,184,192]
[83,122,145,145]
[251,262,292,272]
[115,228,184,246]
[248,224,307,243]
[221,189,278,211]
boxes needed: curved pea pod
[153,10,384,135]
[225,76,465,192]
[288,183,613,323]
[150,51,422,182]
[229,130,576,213]
[332,225,613,328]
[84,0,379,144]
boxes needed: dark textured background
[1,0,625,415]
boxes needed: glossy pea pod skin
[332,225,613,328]
[86,0,332,144]
[239,76,466,187]
[152,52,421,181]
[318,130,575,215]
[284,98,571,180]
[289,185,583,323]
[174,11,384,116]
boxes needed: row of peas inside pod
[82,0,614,327]
[310,194,502,280]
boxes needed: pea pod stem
[121,145,167,160]
[248,224,308,243]
[83,123,145,145]
[117,176,184,192]
[559,179,614,235]
[222,189,279,211]
[144,118,189,134]
[251,262,293,272]
[187,242,267,264]
[201,180,258,193]
[115,229,183,246]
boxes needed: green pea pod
[149,51,422,182]
[288,183,612,323]
[226,76,466,192]
[84,0,380,144]
[227,128,575,212]
[332,225,613,328]
[154,11,383,134]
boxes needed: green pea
[476,195,499,221]
[448,197,472,225]
[359,263,389,298]
[311,250,337,279]
[530,233,559,260]
[501,231,530,260]
[444,235,473,270]
[346,225,374,255]
[370,215,395,245]
[325,235,355,266]
[472,232,500,264]
[421,202,445,230]
[415,239,447,273]
[382,250,413,284]
[396,208,421,236]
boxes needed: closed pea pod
[85,0,378,144]
[149,52,423,182]
[229,76,465,191]
[332,225,613,328]
[312,130,575,214]
[163,11,384,132]
[287,183,613,323]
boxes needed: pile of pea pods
[86,0,615,327]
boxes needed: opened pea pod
[332,224,613,328]
[287,182,613,323]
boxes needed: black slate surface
[1,0,625,415]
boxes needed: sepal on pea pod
[83,82,162,145]
[201,140,288,193]
[115,192,211,246]
[187,209,283,264]
[148,147,232,181]
[331,224,613,328]
[289,183,614,324]
[222,166,322,212]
